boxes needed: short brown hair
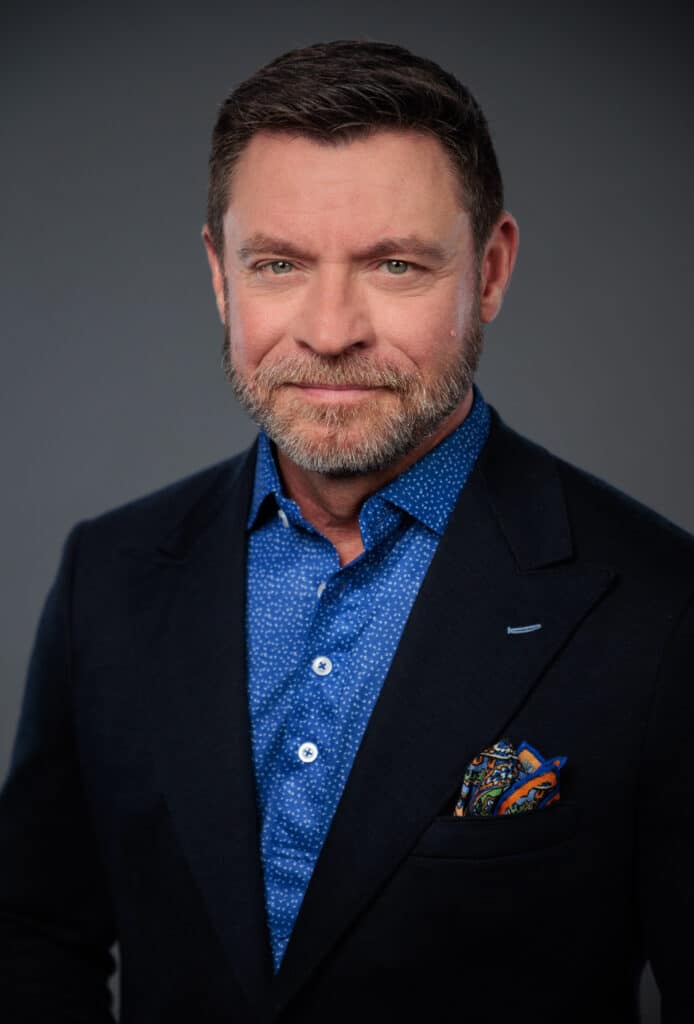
[206,40,504,257]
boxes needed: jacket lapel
[273,415,616,1012]
[141,445,274,1020]
[125,414,616,1018]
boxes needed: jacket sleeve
[0,525,117,1022]
[638,592,694,1023]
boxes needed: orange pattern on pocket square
[454,738,566,816]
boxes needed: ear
[479,212,519,324]
[202,225,226,325]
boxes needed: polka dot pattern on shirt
[245,385,491,969]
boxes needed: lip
[287,383,385,402]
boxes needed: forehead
[223,129,469,252]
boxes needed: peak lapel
[143,446,274,1018]
[273,416,616,1012]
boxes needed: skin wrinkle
[236,234,451,269]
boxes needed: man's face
[208,129,486,476]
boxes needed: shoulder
[555,448,694,567]
[73,442,258,558]
[485,410,694,588]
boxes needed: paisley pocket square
[453,738,566,817]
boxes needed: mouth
[286,383,387,402]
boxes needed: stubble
[221,284,483,477]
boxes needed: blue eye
[384,260,409,274]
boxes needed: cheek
[372,292,466,370]
[227,290,287,373]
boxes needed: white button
[311,656,333,677]
[277,509,289,528]
[298,742,318,763]
[316,581,327,598]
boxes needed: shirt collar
[247,384,490,535]
[376,384,490,535]
[247,431,285,529]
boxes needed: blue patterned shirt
[246,386,491,969]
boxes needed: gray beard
[221,320,482,477]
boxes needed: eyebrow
[236,233,449,265]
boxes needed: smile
[287,384,386,402]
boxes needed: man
[0,39,691,1023]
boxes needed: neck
[275,390,474,565]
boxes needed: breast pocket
[410,802,578,859]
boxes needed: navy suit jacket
[1,408,692,1022]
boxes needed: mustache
[251,355,419,393]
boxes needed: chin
[268,417,421,476]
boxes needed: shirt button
[311,656,333,677]
[316,581,327,598]
[298,742,318,763]
[277,509,289,528]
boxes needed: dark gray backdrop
[3,2,692,1019]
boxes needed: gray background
[2,2,692,1018]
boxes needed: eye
[258,260,294,275]
[382,259,410,275]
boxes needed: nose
[292,265,374,356]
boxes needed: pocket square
[453,738,566,817]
